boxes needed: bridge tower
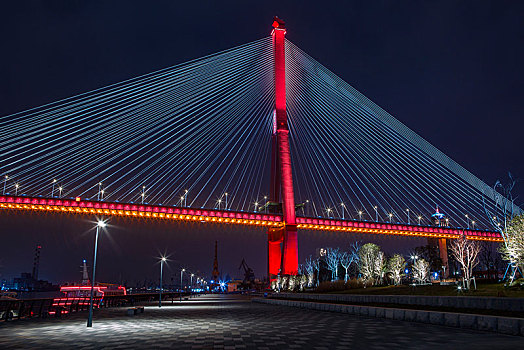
[267,17,298,280]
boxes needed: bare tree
[340,242,360,282]
[304,256,315,287]
[312,257,320,287]
[387,254,406,285]
[358,243,385,285]
[450,233,481,289]
[499,214,524,282]
[325,247,341,281]
[484,174,523,281]
[413,258,430,284]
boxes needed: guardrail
[0,292,188,322]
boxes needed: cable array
[1,36,519,229]
[286,39,521,228]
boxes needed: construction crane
[238,258,255,285]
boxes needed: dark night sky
[0,1,522,284]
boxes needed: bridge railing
[0,292,187,322]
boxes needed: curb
[252,298,524,336]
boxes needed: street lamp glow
[87,218,107,327]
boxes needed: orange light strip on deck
[0,196,503,241]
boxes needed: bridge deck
[0,196,502,242]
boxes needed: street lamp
[264,196,268,213]
[159,256,167,308]
[326,208,332,218]
[3,175,8,195]
[406,209,410,225]
[59,186,63,198]
[465,214,469,229]
[389,213,393,223]
[341,203,345,219]
[472,220,476,229]
[100,189,104,201]
[225,192,228,209]
[358,210,363,221]
[97,182,102,201]
[184,189,188,207]
[87,219,106,327]
[180,268,185,302]
[418,216,422,225]
[141,186,146,204]
[217,199,222,210]
[52,179,57,197]
[373,206,378,222]
[190,273,194,296]
[254,201,259,213]
[14,183,19,196]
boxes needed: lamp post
[326,208,332,218]
[184,190,188,207]
[472,221,476,229]
[159,257,166,308]
[52,179,57,197]
[418,216,422,225]
[341,203,345,219]
[87,219,106,327]
[180,268,185,302]
[217,199,222,210]
[465,214,470,229]
[406,209,410,225]
[225,192,228,210]
[264,196,268,213]
[358,210,363,221]
[14,183,19,196]
[141,186,146,204]
[190,273,194,297]
[3,175,8,195]
[97,182,102,201]
[373,206,378,222]
[59,186,63,198]
[389,213,393,223]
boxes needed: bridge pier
[428,237,449,279]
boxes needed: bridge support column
[438,238,449,279]
[428,237,449,279]
[268,227,284,279]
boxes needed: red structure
[267,17,298,279]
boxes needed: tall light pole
[159,257,166,308]
[190,273,194,296]
[254,201,259,213]
[3,175,8,195]
[418,216,422,225]
[141,186,146,204]
[465,214,470,229]
[341,203,345,219]
[326,208,332,218]
[217,199,222,210]
[180,268,185,302]
[406,209,410,225]
[52,179,57,197]
[472,220,476,229]
[14,183,19,196]
[100,189,104,201]
[358,210,363,221]
[184,190,188,207]
[389,213,393,223]
[373,206,378,222]
[87,219,106,327]
[97,182,102,201]
[225,192,228,210]
[264,196,268,213]
[59,186,63,198]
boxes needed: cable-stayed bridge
[0,18,517,278]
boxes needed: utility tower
[267,17,298,280]
[32,245,41,281]
[212,240,219,281]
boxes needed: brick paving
[0,294,521,349]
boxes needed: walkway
[0,294,521,349]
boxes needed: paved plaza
[0,294,522,349]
